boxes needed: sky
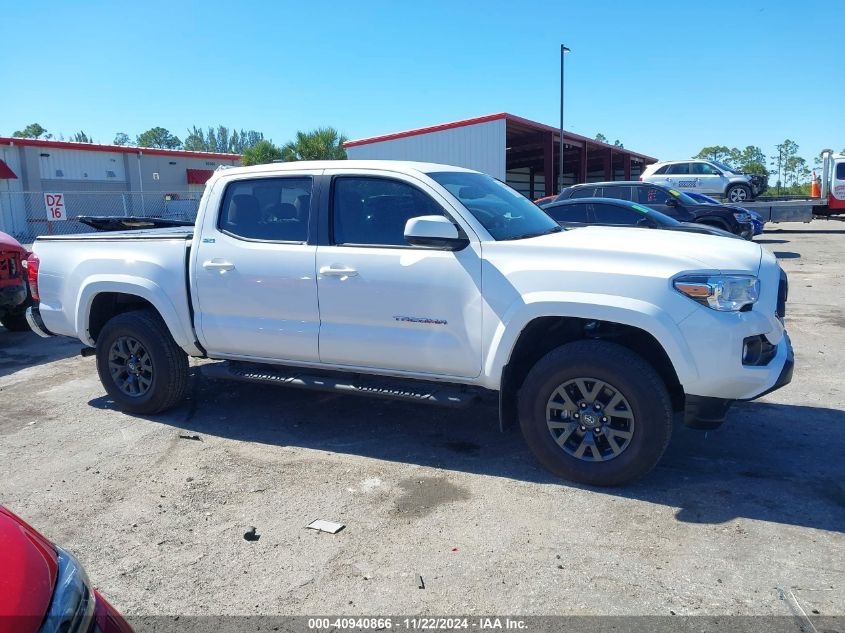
[1,0,843,164]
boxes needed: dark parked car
[543,198,739,238]
[0,505,134,633]
[684,191,765,236]
[555,181,755,239]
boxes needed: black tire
[95,309,188,414]
[518,340,672,486]
[1,310,31,332]
[726,184,752,203]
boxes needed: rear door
[662,163,697,191]
[193,172,321,361]
[315,170,483,378]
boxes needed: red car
[0,230,31,331]
[0,506,133,633]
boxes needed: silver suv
[641,159,767,203]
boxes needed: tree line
[10,122,348,165]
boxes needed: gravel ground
[1,221,843,622]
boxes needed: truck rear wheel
[518,340,672,486]
[95,309,189,415]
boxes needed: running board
[200,361,479,408]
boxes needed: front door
[691,162,725,195]
[315,172,483,378]
[193,173,321,362]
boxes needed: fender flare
[75,275,202,355]
[484,292,700,390]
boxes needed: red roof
[0,159,17,179]
[344,112,657,161]
[186,168,214,184]
[0,137,241,161]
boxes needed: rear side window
[332,177,445,246]
[545,203,589,223]
[219,177,312,242]
[600,185,632,201]
[592,203,645,225]
[569,187,597,199]
[636,186,671,205]
[665,163,690,175]
[653,165,669,175]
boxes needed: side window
[592,203,644,225]
[600,185,632,201]
[332,177,445,247]
[654,165,669,175]
[219,177,311,242]
[545,203,589,223]
[836,163,845,180]
[691,162,720,175]
[665,163,690,175]
[636,186,671,205]
[569,187,596,199]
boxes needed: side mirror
[665,197,678,207]
[404,215,469,250]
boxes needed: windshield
[666,188,700,206]
[428,172,561,240]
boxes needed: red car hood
[0,507,58,633]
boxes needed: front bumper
[683,332,793,429]
[26,305,54,338]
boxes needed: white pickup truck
[26,161,793,486]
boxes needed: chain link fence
[0,191,202,244]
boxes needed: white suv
[641,160,767,203]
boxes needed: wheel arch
[76,278,201,355]
[492,301,695,430]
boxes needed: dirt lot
[1,222,843,622]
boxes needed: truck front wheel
[518,340,672,486]
[95,309,189,415]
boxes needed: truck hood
[0,506,58,633]
[486,225,763,276]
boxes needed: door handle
[203,259,234,272]
[319,265,358,277]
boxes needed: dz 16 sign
[44,193,67,221]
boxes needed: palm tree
[281,127,348,161]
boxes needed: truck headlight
[674,275,760,311]
[39,546,95,633]
[733,212,751,223]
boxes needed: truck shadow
[103,371,845,534]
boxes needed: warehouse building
[0,137,240,240]
[344,112,657,199]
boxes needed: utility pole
[558,44,571,194]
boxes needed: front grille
[0,251,21,280]
[776,270,788,319]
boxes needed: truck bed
[33,228,199,354]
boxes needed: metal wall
[346,119,507,180]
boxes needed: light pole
[558,45,571,193]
